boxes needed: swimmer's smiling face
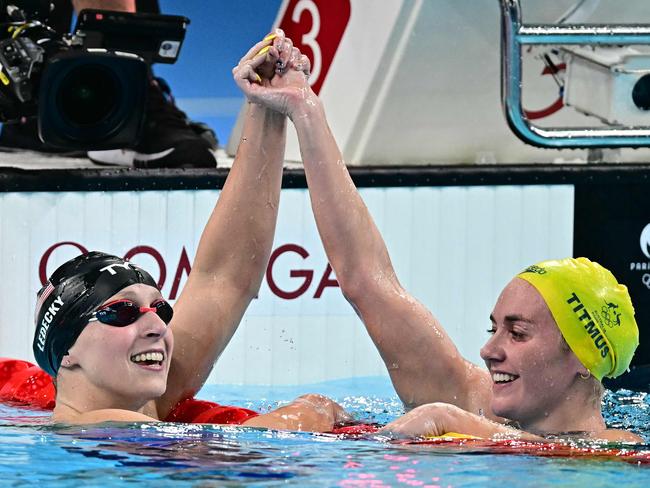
[63,283,174,409]
[480,278,584,432]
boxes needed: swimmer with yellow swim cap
[378,258,640,442]
[240,41,642,441]
[515,258,638,383]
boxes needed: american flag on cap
[34,281,55,325]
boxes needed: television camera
[0,0,188,149]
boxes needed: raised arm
[294,102,492,413]
[155,34,290,418]
[237,49,493,414]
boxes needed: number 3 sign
[277,0,351,94]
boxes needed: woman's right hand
[291,393,353,429]
[242,393,353,432]
[233,34,319,120]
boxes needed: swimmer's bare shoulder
[52,409,158,424]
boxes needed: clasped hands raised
[233,29,317,119]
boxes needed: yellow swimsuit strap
[423,431,482,440]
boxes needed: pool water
[1,377,650,487]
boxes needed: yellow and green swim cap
[517,257,638,381]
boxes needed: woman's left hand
[379,402,542,441]
[379,403,451,438]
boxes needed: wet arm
[241,394,351,432]
[379,402,537,440]
[158,104,286,417]
[291,101,492,413]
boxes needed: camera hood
[38,50,148,150]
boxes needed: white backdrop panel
[0,185,573,385]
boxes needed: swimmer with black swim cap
[34,252,165,378]
[240,38,643,441]
[34,250,350,429]
[29,31,351,430]
[34,252,175,419]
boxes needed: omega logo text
[39,241,340,301]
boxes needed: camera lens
[57,64,120,126]
[632,74,650,111]
[40,52,148,148]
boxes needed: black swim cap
[33,251,158,377]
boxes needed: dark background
[574,183,650,389]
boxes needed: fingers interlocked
[233,29,286,87]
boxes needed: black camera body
[0,2,189,149]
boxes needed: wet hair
[33,251,158,377]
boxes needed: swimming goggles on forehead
[89,299,174,327]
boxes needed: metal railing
[500,0,650,148]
